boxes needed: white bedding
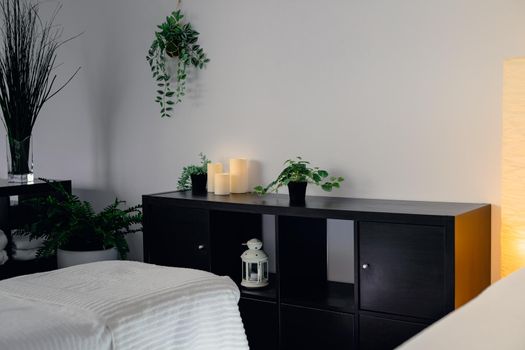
[397,268,525,349]
[0,261,248,350]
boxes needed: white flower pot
[57,248,118,268]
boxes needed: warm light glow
[502,57,525,276]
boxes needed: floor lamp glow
[502,57,525,277]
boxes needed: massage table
[0,260,248,350]
[397,268,525,349]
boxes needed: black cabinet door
[144,204,210,271]
[281,304,354,349]
[359,314,428,350]
[358,222,446,319]
[239,298,278,350]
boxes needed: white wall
[0,0,118,207]
[7,0,525,280]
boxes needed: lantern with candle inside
[241,238,269,288]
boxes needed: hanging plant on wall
[146,10,209,118]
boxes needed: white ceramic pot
[57,248,118,268]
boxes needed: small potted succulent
[146,10,209,118]
[254,157,344,206]
[177,153,211,195]
[23,180,142,268]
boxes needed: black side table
[0,179,72,280]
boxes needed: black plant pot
[287,181,307,206]
[191,174,207,195]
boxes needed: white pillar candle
[214,173,230,195]
[230,158,248,193]
[207,162,223,192]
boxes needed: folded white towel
[0,230,7,251]
[12,248,38,261]
[0,250,8,265]
[11,231,44,250]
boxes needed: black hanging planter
[191,174,207,195]
[287,181,307,206]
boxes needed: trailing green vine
[147,10,209,118]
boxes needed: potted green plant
[0,0,80,182]
[177,153,211,195]
[254,157,344,206]
[23,181,142,268]
[146,9,209,118]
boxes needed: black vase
[191,174,207,195]
[287,181,307,206]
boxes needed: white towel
[0,230,7,251]
[0,250,7,265]
[0,261,248,350]
[12,248,38,261]
[11,232,44,250]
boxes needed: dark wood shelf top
[0,179,70,197]
[144,191,489,220]
[281,281,355,314]
[0,256,56,281]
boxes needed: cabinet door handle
[197,244,205,250]
[362,263,369,270]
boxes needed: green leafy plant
[146,10,209,118]
[23,180,142,259]
[254,157,344,195]
[177,153,211,190]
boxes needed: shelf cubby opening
[209,210,278,301]
[277,215,355,313]
[281,280,354,313]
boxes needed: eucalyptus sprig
[147,10,209,118]
[177,153,211,190]
[254,157,344,195]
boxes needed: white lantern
[241,238,269,288]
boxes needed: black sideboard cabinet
[0,179,71,280]
[142,191,491,350]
